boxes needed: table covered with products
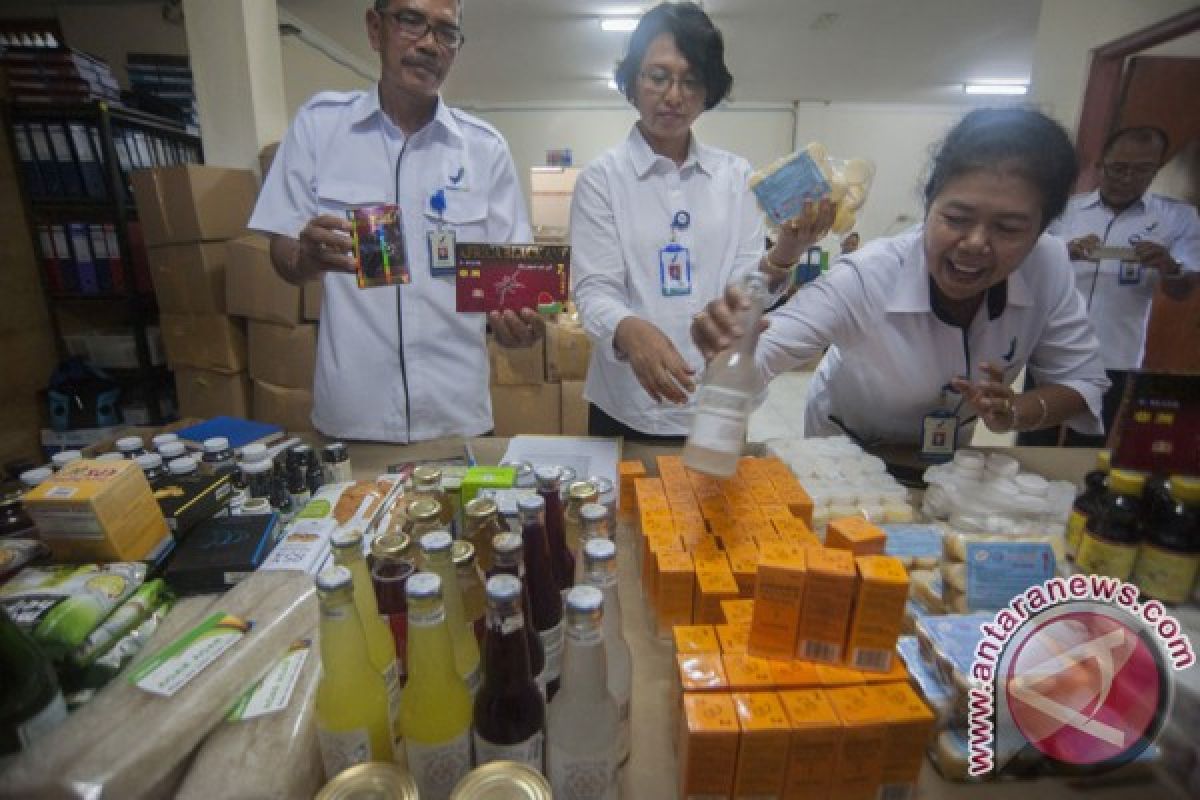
[2,432,1197,799]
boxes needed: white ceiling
[279,0,1044,106]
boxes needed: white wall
[1031,0,1197,131]
[281,36,372,116]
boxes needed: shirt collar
[884,227,1032,318]
[626,124,713,178]
[1081,188,1147,214]
[350,84,464,143]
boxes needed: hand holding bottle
[613,317,696,404]
[690,282,771,363]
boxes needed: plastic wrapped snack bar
[175,631,322,800]
[1,571,316,800]
[749,141,875,233]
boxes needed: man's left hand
[490,308,546,347]
[1133,240,1180,275]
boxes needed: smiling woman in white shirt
[692,108,1110,452]
[570,1,832,442]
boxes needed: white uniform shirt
[758,229,1109,445]
[570,126,766,435]
[249,88,531,442]
[1050,190,1200,370]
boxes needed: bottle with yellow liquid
[406,498,446,543]
[331,528,401,733]
[314,566,395,779]
[419,531,482,694]
[402,571,473,800]
[463,496,507,574]
[413,466,457,533]
[564,480,599,558]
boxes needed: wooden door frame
[1074,7,1200,191]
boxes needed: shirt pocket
[423,192,489,242]
[315,180,388,216]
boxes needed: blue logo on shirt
[449,166,465,185]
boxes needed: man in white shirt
[249,0,541,442]
[1021,126,1199,446]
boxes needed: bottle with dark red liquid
[471,573,546,772]
[518,495,564,700]
[370,532,415,678]
[535,466,574,595]
[490,532,547,697]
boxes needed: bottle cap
[420,530,454,554]
[568,480,598,502]
[322,442,348,463]
[413,465,443,485]
[486,573,522,603]
[584,537,616,563]
[203,436,230,453]
[168,456,197,475]
[159,441,186,459]
[135,453,163,471]
[517,494,545,514]
[452,539,475,567]
[1108,469,1145,496]
[95,452,125,462]
[241,459,273,475]
[331,528,364,550]
[51,450,82,467]
[566,585,604,614]
[19,466,53,487]
[316,565,352,592]
[407,498,441,521]
[372,532,412,562]
[116,436,144,453]
[151,432,178,448]
[406,571,442,600]
[1170,476,1200,504]
[534,466,562,488]
[241,443,268,462]
[1096,450,1111,472]
[586,475,615,497]
[465,496,499,518]
[492,532,522,558]
[580,502,608,524]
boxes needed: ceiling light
[600,18,639,32]
[607,78,619,90]
[964,81,1028,95]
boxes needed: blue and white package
[750,150,832,225]
[883,523,945,568]
[964,540,1055,611]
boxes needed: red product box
[455,243,570,313]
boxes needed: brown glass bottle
[517,495,563,700]
[453,540,486,644]
[463,496,507,574]
[564,480,599,558]
[490,532,547,695]
[1133,476,1200,604]
[471,573,546,772]
[535,467,574,595]
[1077,469,1145,580]
[413,466,456,533]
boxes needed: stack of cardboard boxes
[131,165,258,420]
[488,313,592,436]
[224,234,321,432]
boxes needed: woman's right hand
[690,283,769,362]
[614,317,696,405]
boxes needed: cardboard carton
[545,318,591,381]
[489,383,560,436]
[656,550,696,636]
[560,380,587,435]
[716,623,750,654]
[795,547,857,664]
[779,689,843,800]
[826,686,888,800]
[487,335,545,385]
[159,312,246,372]
[722,652,776,691]
[846,556,909,673]
[733,692,791,798]
[147,242,227,314]
[224,234,312,326]
[674,624,720,654]
[826,517,887,557]
[23,459,170,561]
[252,378,314,432]
[247,320,317,389]
[748,544,807,660]
[130,165,257,246]
[678,692,740,800]
[175,367,250,419]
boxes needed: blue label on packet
[752,152,832,225]
[920,613,992,677]
[897,635,951,709]
[883,524,944,560]
[965,541,1055,612]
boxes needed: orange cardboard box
[694,565,740,625]
[677,652,729,693]
[771,659,822,689]
[845,556,909,673]
[759,502,793,523]
[700,496,730,519]
[640,508,675,536]
[691,539,725,560]
[657,550,696,635]
[778,689,843,800]
[750,483,782,505]
[826,516,887,557]
[726,547,760,598]
[733,692,791,798]
[737,456,771,479]
[795,547,857,664]
[861,658,909,684]
[674,624,721,654]
[749,544,807,660]
[868,683,936,789]
[720,598,756,627]
[742,517,776,541]
[619,460,646,511]
[816,663,866,687]
[775,484,815,525]
[656,453,685,473]
[826,687,888,800]
[678,527,713,550]
[722,652,776,690]
[716,623,751,654]
[678,692,740,799]
[641,532,683,603]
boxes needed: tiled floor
[748,369,1016,447]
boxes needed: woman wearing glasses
[570,1,833,441]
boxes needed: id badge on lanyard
[919,388,960,463]
[660,209,693,297]
[427,188,457,277]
